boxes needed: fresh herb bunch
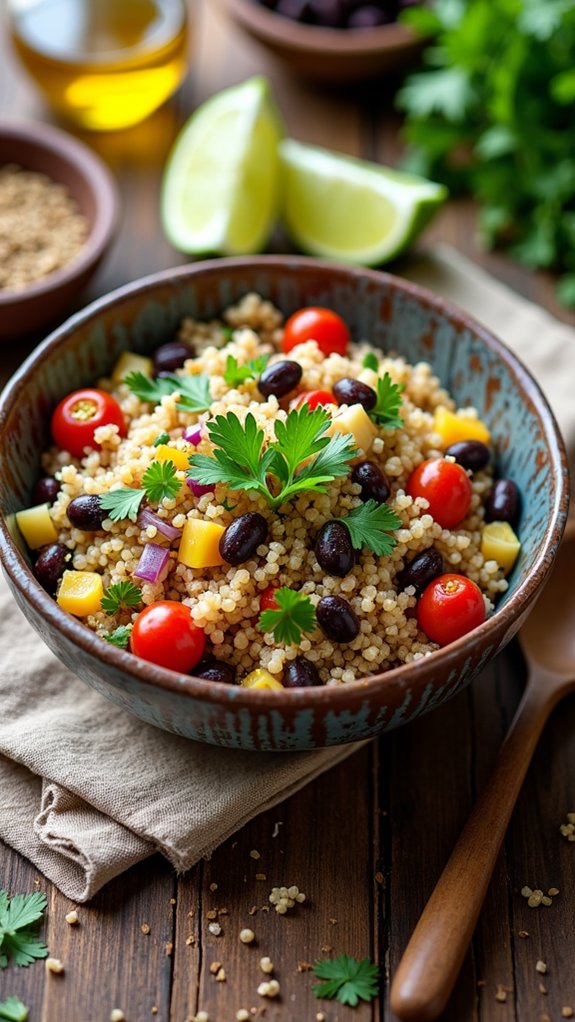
[258,588,316,645]
[189,405,358,510]
[100,459,181,522]
[397,0,575,306]
[124,371,212,413]
[313,954,379,1007]
[223,353,270,388]
[0,890,48,969]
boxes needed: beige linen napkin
[1,244,573,902]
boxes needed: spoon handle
[390,669,563,1022]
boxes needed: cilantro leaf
[153,432,170,447]
[362,352,379,371]
[270,405,332,485]
[101,581,143,616]
[0,996,29,1021]
[223,353,270,388]
[0,890,48,971]
[124,370,212,413]
[104,624,133,648]
[258,588,316,645]
[1,932,48,968]
[2,892,46,932]
[337,501,402,557]
[313,955,379,1007]
[370,373,404,429]
[142,460,181,503]
[124,372,174,405]
[100,488,145,523]
[189,413,271,496]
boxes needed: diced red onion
[138,507,182,540]
[182,425,203,445]
[187,477,215,497]
[133,543,171,583]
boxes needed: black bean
[315,521,354,577]
[153,341,193,376]
[485,479,521,526]
[284,656,322,688]
[219,512,268,565]
[351,461,391,503]
[332,377,377,411]
[33,543,70,594]
[67,494,107,531]
[348,4,393,26]
[193,659,235,684]
[317,595,360,643]
[258,360,302,399]
[396,548,444,595]
[444,440,490,472]
[33,476,60,505]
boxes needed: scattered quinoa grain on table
[24,293,522,688]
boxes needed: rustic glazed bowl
[0,258,569,750]
[0,121,119,341]
[225,0,423,82]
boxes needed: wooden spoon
[390,515,575,1022]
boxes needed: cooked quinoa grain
[40,294,510,685]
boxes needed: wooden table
[2,4,574,1020]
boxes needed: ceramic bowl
[0,257,569,750]
[226,0,423,82]
[0,121,119,341]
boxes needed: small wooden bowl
[0,121,119,341]
[225,0,424,82]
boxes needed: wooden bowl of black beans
[226,0,424,82]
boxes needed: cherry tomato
[282,307,350,357]
[417,573,486,646]
[290,389,335,411]
[130,601,205,673]
[51,388,126,458]
[406,458,472,529]
[259,585,279,612]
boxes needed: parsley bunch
[189,405,358,510]
[124,371,212,413]
[313,954,379,1007]
[100,459,181,522]
[397,0,575,306]
[0,890,48,969]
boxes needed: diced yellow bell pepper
[178,518,226,569]
[16,503,58,550]
[57,570,104,617]
[326,403,377,454]
[481,521,521,575]
[111,351,153,384]
[242,669,284,691]
[155,444,190,472]
[433,407,491,447]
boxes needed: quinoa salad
[18,293,522,689]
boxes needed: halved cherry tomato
[290,389,335,411]
[259,585,279,612]
[51,388,126,458]
[417,573,486,646]
[130,601,205,673]
[406,457,472,529]
[282,307,350,357]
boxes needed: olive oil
[9,0,189,131]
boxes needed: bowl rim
[226,0,418,55]
[0,119,119,309]
[0,255,570,710]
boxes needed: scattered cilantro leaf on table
[313,954,379,1007]
[101,582,143,616]
[124,371,212,413]
[258,588,317,645]
[338,501,402,557]
[370,373,404,429]
[104,624,133,648]
[223,353,270,388]
[0,890,48,970]
[100,459,181,522]
[189,406,357,510]
[0,997,29,1021]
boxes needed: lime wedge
[279,139,448,265]
[161,77,283,255]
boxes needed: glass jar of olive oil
[8,0,189,131]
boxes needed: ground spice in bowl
[0,163,87,292]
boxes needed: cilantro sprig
[370,373,404,429]
[189,405,358,510]
[100,459,181,522]
[103,623,133,647]
[0,890,48,969]
[258,588,316,645]
[124,371,212,413]
[223,353,270,388]
[313,955,379,1007]
[101,581,143,616]
[338,500,402,557]
[0,998,29,1021]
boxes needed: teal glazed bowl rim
[0,257,570,721]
